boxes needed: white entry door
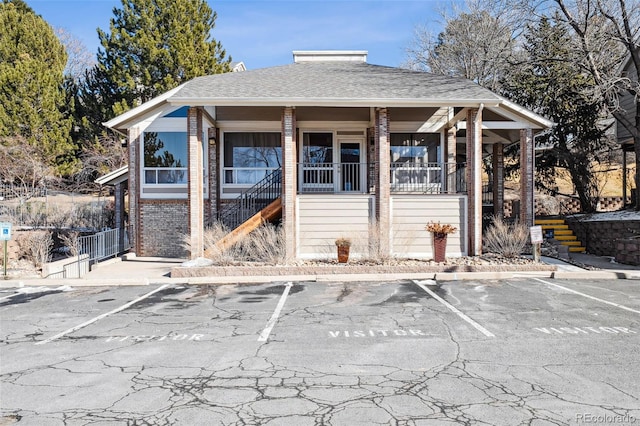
[338,139,364,192]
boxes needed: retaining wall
[565,218,640,265]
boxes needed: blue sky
[25,0,450,70]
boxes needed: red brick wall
[139,200,189,257]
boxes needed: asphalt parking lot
[1,278,639,425]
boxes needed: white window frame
[139,118,209,200]
[219,128,282,199]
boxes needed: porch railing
[296,162,466,194]
[218,168,282,229]
[390,162,466,194]
[482,182,493,204]
[299,162,366,193]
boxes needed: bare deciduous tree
[55,28,95,84]
[553,0,640,209]
[0,136,55,200]
[404,0,535,91]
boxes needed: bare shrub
[240,223,287,264]
[484,215,528,257]
[363,219,393,264]
[183,221,288,265]
[182,222,243,265]
[58,231,81,257]
[17,231,53,270]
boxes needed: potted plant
[425,221,457,263]
[335,237,351,263]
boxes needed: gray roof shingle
[171,62,502,104]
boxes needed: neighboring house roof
[104,51,552,132]
[230,61,246,72]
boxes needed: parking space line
[0,293,18,302]
[258,282,292,342]
[414,280,495,338]
[35,284,170,345]
[533,278,640,315]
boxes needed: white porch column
[282,107,297,260]
[520,128,535,227]
[375,107,390,257]
[466,108,483,255]
[188,107,204,259]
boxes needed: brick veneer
[187,107,204,259]
[466,108,482,255]
[282,107,297,259]
[375,107,390,257]
[564,218,640,265]
[139,200,189,258]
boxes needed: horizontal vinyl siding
[391,195,467,258]
[298,194,373,258]
[617,92,635,141]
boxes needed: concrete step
[552,230,573,236]
[569,246,587,253]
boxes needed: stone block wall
[139,200,189,258]
[564,218,640,264]
[616,237,640,266]
[500,196,633,219]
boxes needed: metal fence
[79,228,121,266]
[44,228,130,279]
[0,183,47,201]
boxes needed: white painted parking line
[533,278,640,315]
[35,284,170,345]
[258,282,292,342]
[0,293,19,302]
[0,286,73,302]
[414,280,495,338]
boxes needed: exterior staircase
[535,218,586,253]
[210,168,282,254]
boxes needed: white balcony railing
[298,162,366,193]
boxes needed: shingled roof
[105,51,552,132]
[169,62,503,107]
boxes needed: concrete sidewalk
[1,253,638,288]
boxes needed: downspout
[473,103,484,256]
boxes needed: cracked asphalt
[1,278,639,425]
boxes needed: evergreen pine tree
[97,0,231,116]
[0,0,75,175]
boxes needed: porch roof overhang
[95,165,129,186]
[103,84,186,133]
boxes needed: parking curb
[552,270,640,280]
[2,269,639,289]
[434,271,554,281]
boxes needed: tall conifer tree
[0,0,75,175]
[97,0,231,116]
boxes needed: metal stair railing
[218,168,282,230]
